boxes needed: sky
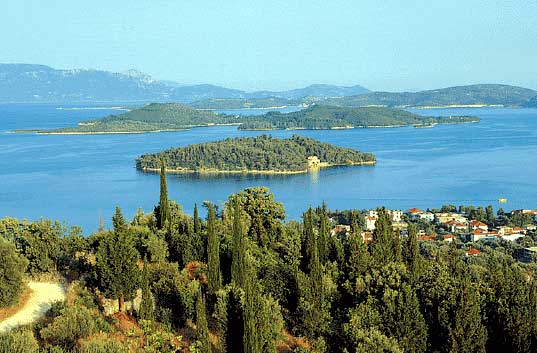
[1,0,536,92]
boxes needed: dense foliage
[0,240,28,308]
[1,169,537,352]
[136,135,375,172]
[238,105,479,130]
[49,103,241,133]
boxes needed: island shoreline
[138,160,376,175]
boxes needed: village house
[445,220,468,233]
[331,224,351,236]
[307,155,321,168]
[418,234,437,241]
[443,234,456,242]
[406,208,434,222]
[361,231,373,244]
[465,248,481,256]
[470,220,488,232]
[501,233,525,242]
[365,215,377,231]
[470,228,499,242]
[435,212,468,225]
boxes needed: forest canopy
[136,135,376,173]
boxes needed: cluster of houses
[330,208,537,258]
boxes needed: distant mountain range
[193,84,537,109]
[1,64,536,108]
[0,64,368,103]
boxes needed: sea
[1,104,536,233]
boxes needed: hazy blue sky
[2,0,536,91]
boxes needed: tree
[318,202,330,264]
[158,160,170,229]
[0,240,28,307]
[231,200,247,288]
[193,203,201,235]
[485,205,495,226]
[196,287,211,353]
[371,208,395,263]
[345,213,370,280]
[403,223,421,281]
[450,279,487,353]
[230,187,285,247]
[96,207,140,312]
[138,260,155,321]
[206,203,222,296]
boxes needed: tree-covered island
[20,103,479,134]
[136,135,376,174]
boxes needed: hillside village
[331,207,537,261]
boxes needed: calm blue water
[1,104,536,233]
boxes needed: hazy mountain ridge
[192,84,537,109]
[322,84,537,107]
[0,64,369,103]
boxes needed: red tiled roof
[418,235,436,241]
[466,248,481,255]
[443,234,456,239]
[407,208,423,214]
[471,220,487,227]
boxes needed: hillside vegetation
[239,105,479,130]
[136,135,376,173]
[37,103,478,134]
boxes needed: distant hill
[27,103,479,134]
[238,105,480,130]
[0,64,173,103]
[0,64,369,103]
[322,84,537,108]
[191,84,537,109]
[250,84,369,99]
[524,96,537,108]
[136,134,376,173]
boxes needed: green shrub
[0,240,28,308]
[40,305,111,349]
[79,336,130,353]
[0,329,39,353]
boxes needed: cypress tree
[207,203,222,295]
[231,200,246,288]
[158,159,170,229]
[193,203,201,235]
[450,279,487,353]
[371,208,395,263]
[196,287,211,353]
[404,223,421,281]
[138,259,154,321]
[347,211,369,279]
[96,207,140,312]
[318,202,329,264]
[301,208,316,273]
[112,206,127,235]
[243,260,262,353]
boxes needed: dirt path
[0,281,66,333]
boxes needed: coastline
[138,160,376,175]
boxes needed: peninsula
[26,103,480,134]
[136,135,376,174]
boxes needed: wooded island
[24,103,479,134]
[136,135,376,174]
